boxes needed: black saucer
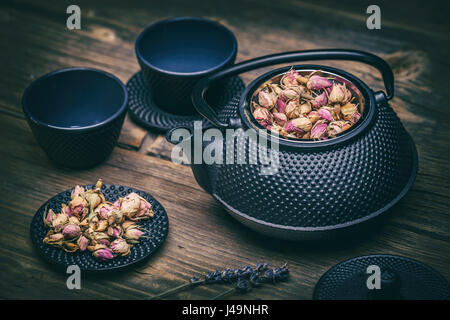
[126,71,245,132]
[313,254,450,300]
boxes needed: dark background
[0,0,449,299]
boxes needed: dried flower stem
[210,287,235,300]
[148,280,204,300]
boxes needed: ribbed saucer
[313,254,450,300]
[126,71,245,132]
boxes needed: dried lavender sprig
[148,262,281,299]
[148,277,204,300]
[210,264,289,300]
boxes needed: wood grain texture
[0,0,449,299]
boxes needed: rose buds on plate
[43,179,154,261]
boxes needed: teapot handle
[192,49,394,128]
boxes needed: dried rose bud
[93,247,114,261]
[276,99,286,113]
[285,117,312,134]
[299,103,311,115]
[307,111,321,124]
[95,220,109,232]
[62,224,81,240]
[273,113,287,126]
[44,208,56,227]
[253,107,272,127]
[71,185,85,199]
[61,204,72,217]
[52,213,69,232]
[107,226,122,238]
[77,235,89,251]
[63,242,79,253]
[327,121,344,137]
[318,108,333,121]
[297,76,309,85]
[285,101,301,119]
[122,220,137,232]
[311,91,327,108]
[281,68,301,87]
[110,238,130,256]
[351,112,361,124]
[280,88,299,101]
[124,228,145,242]
[328,84,349,104]
[311,121,328,139]
[97,238,110,246]
[68,216,80,225]
[258,91,276,108]
[44,233,64,245]
[84,191,104,212]
[69,196,88,220]
[341,103,358,121]
[307,75,332,90]
[113,199,121,210]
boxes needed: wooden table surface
[1,0,449,299]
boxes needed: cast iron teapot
[167,49,417,241]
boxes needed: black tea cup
[22,67,128,168]
[135,17,237,115]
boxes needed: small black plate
[30,184,169,272]
[126,71,245,132]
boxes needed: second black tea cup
[22,67,128,168]
[135,17,237,115]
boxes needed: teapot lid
[313,254,450,300]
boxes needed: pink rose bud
[280,89,299,101]
[307,111,321,123]
[65,206,72,217]
[62,224,81,239]
[285,117,312,134]
[273,113,287,126]
[351,112,361,124]
[312,91,327,108]
[98,238,110,246]
[124,228,145,241]
[93,248,114,261]
[311,122,328,139]
[258,91,276,108]
[49,233,64,241]
[276,99,286,113]
[253,107,272,127]
[340,103,358,121]
[110,239,130,256]
[77,236,89,251]
[307,75,332,90]
[113,199,121,209]
[318,108,333,121]
[328,84,346,103]
[327,121,344,137]
[71,185,85,199]
[281,69,300,87]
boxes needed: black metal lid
[313,254,450,300]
